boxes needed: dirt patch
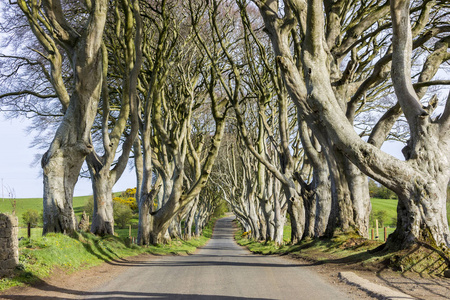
[0,253,156,300]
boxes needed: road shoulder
[0,253,156,300]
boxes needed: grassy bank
[236,199,449,278]
[0,196,90,227]
[235,196,450,276]
[0,215,219,292]
[236,225,448,276]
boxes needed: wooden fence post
[375,219,379,239]
[27,223,31,238]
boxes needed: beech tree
[14,0,108,234]
[87,0,143,235]
[2,0,144,236]
[254,0,450,249]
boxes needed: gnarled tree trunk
[89,170,114,235]
[17,0,108,234]
[42,135,91,234]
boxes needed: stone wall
[0,213,19,278]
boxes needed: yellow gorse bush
[126,188,137,196]
[113,187,138,211]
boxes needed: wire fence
[18,224,138,240]
[18,227,42,240]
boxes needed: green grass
[447,200,450,225]
[0,196,91,227]
[115,227,139,239]
[236,226,449,276]
[369,198,398,241]
[0,215,221,292]
[18,227,42,240]
[283,223,291,243]
[370,198,398,226]
[20,227,139,240]
[368,227,396,242]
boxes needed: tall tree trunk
[303,189,316,239]
[324,148,370,237]
[261,191,275,241]
[313,158,332,237]
[247,192,261,240]
[273,184,287,246]
[345,161,371,237]
[86,0,142,236]
[137,172,162,245]
[299,119,333,238]
[285,186,305,244]
[137,198,152,245]
[184,197,199,239]
[390,186,449,249]
[168,216,182,239]
[89,170,114,235]
[42,65,103,234]
[384,134,450,248]
[134,139,144,202]
[42,134,89,234]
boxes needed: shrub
[374,210,388,228]
[125,188,136,197]
[114,188,138,211]
[113,202,133,229]
[22,209,41,227]
[83,196,94,219]
[113,196,137,211]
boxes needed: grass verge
[234,222,449,277]
[0,216,220,292]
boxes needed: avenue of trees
[0,0,449,251]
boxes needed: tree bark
[184,197,199,239]
[42,134,89,234]
[89,171,114,235]
[312,156,332,237]
[284,185,305,244]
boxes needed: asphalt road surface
[84,216,351,300]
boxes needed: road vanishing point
[85,216,350,300]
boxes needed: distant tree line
[369,179,397,200]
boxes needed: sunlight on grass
[0,216,221,292]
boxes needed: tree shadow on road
[1,283,276,300]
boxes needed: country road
[84,216,351,300]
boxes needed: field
[370,198,398,225]
[0,195,91,227]
[369,198,397,241]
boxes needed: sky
[0,116,137,199]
